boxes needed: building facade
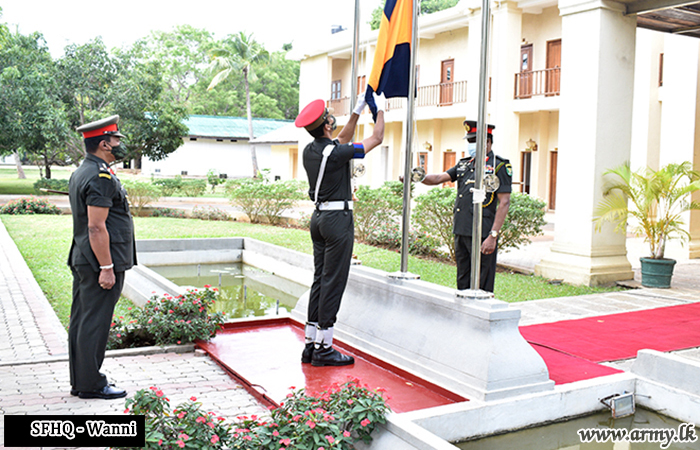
[295,0,700,286]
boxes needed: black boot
[311,346,355,367]
[301,342,314,364]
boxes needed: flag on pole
[365,0,413,121]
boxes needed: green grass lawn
[2,214,623,330]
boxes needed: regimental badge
[484,173,500,192]
[506,163,513,177]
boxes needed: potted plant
[594,161,700,288]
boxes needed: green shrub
[192,205,231,221]
[0,196,61,215]
[33,178,69,195]
[150,207,187,219]
[500,192,547,251]
[228,177,306,225]
[123,180,161,217]
[152,176,183,197]
[107,286,226,349]
[413,187,457,258]
[353,182,403,241]
[366,221,446,258]
[180,179,207,197]
[207,169,224,192]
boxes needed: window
[331,80,342,100]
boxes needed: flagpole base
[387,271,420,280]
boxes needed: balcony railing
[327,80,468,116]
[514,68,561,99]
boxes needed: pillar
[535,0,636,285]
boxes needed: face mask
[467,142,477,158]
[108,142,128,160]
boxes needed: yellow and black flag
[365,0,413,121]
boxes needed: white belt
[317,200,353,211]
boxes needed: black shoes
[311,346,355,367]
[77,384,127,400]
[301,343,314,364]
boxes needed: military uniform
[296,98,370,367]
[447,150,512,292]
[67,117,136,395]
[303,137,362,329]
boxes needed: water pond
[456,408,699,450]
[150,263,307,319]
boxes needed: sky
[1,0,379,57]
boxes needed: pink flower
[347,399,354,405]
[190,396,197,401]
[178,412,185,419]
[156,390,164,397]
[204,284,211,288]
[273,430,280,436]
[243,435,252,441]
[123,408,129,414]
[211,435,220,444]
[319,447,325,450]
[326,435,335,444]
[196,416,206,423]
[280,438,291,445]
[361,418,371,427]
[306,420,316,429]
[158,439,163,446]
[176,440,185,448]
[343,430,351,437]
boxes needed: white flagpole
[398,0,420,276]
[470,0,492,290]
[350,0,361,182]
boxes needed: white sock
[305,322,318,345]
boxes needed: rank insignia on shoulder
[506,164,513,176]
[99,173,112,180]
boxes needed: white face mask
[467,142,477,157]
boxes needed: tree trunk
[13,151,26,179]
[244,67,259,178]
[44,155,52,179]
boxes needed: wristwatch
[489,229,500,238]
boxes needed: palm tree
[594,161,700,259]
[207,32,269,178]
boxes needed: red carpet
[198,319,467,413]
[521,302,700,364]
[529,344,623,384]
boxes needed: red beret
[295,99,329,131]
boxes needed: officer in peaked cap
[296,92,386,367]
[67,115,135,399]
[410,119,512,293]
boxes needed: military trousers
[308,209,354,328]
[454,234,498,293]
[68,265,124,392]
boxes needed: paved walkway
[0,219,267,449]
[1,193,699,448]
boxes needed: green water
[150,263,307,319]
[455,408,699,449]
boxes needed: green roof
[184,115,292,139]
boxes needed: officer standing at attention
[68,115,136,399]
[295,93,385,366]
[416,121,512,292]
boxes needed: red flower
[280,438,291,446]
[176,440,185,448]
[190,396,197,401]
[204,284,211,288]
[156,390,164,397]
[343,430,351,437]
[361,418,371,427]
[326,435,335,444]
[211,435,220,444]
[306,420,316,429]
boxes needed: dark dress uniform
[67,153,136,393]
[303,137,363,328]
[446,151,512,292]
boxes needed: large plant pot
[640,257,676,288]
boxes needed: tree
[370,0,460,30]
[0,32,71,178]
[208,32,270,177]
[56,39,188,167]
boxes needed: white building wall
[141,139,272,179]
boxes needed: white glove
[353,93,367,115]
[471,187,486,204]
[373,92,387,112]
